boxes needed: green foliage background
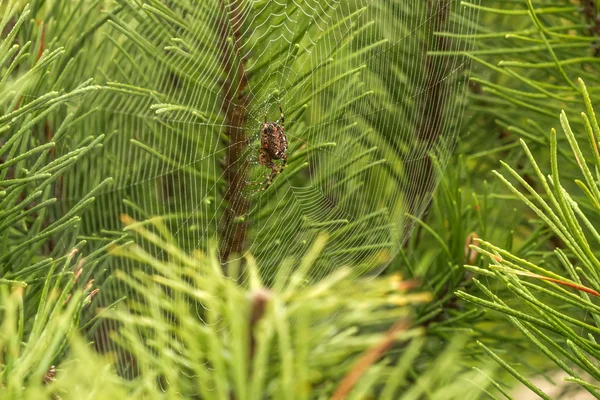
[3,0,600,399]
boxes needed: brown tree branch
[407,0,452,218]
[217,0,251,264]
[403,0,455,252]
[581,1,600,55]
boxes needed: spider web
[53,0,479,373]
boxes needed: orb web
[54,0,480,372]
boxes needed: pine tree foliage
[63,0,476,282]
[1,216,497,399]
[389,1,600,397]
[0,0,491,398]
[0,1,127,384]
[459,0,600,170]
[0,1,110,280]
[443,0,600,396]
[459,79,600,399]
[0,0,477,334]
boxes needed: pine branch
[461,79,600,398]
[582,0,600,53]
[218,0,251,265]
[407,0,459,228]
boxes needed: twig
[491,266,600,297]
[330,320,409,400]
[582,1,600,56]
[405,0,453,234]
[248,289,271,371]
[218,0,251,265]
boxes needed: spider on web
[255,104,288,192]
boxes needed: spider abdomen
[261,122,287,160]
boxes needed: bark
[218,0,251,264]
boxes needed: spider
[256,104,288,191]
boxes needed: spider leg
[278,152,287,175]
[257,162,278,192]
[258,147,269,167]
[252,149,275,192]
[278,103,284,129]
